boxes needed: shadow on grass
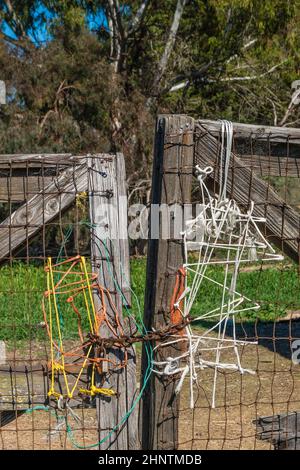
[193,318,300,361]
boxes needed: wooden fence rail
[195,123,300,262]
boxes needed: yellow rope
[78,257,95,334]
[52,362,65,372]
[79,362,117,397]
[46,266,55,396]
[78,386,117,397]
[80,256,98,332]
[81,362,117,397]
[69,345,93,398]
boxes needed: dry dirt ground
[1,321,300,450]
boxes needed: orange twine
[170,266,187,337]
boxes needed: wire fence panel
[1,117,300,451]
[0,154,137,450]
[175,119,300,450]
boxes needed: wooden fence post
[140,115,194,450]
[88,153,137,450]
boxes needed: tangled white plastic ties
[152,119,284,409]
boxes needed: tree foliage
[0,0,299,186]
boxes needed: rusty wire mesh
[176,120,300,450]
[1,120,300,451]
[0,154,133,450]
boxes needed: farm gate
[141,115,300,450]
[0,152,137,450]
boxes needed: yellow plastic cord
[76,191,87,211]
[79,362,117,398]
[46,265,55,396]
[69,344,93,398]
[78,257,95,334]
[52,362,66,372]
[45,256,115,401]
[78,386,117,397]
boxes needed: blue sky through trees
[1,2,108,45]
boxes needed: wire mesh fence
[0,153,136,450]
[176,119,300,450]
[0,117,300,451]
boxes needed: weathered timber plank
[0,176,54,202]
[114,153,136,450]
[0,368,49,411]
[194,124,300,262]
[237,155,300,177]
[0,365,92,411]
[0,153,77,165]
[0,164,88,261]
[0,154,113,168]
[0,153,113,200]
[0,153,72,160]
[198,119,300,144]
[88,154,137,450]
[141,115,194,450]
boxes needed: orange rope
[170,267,187,337]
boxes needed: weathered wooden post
[88,153,137,450]
[140,115,194,450]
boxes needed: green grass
[130,257,300,322]
[0,258,299,341]
[186,262,300,322]
[0,261,93,341]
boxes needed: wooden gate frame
[0,152,137,450]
